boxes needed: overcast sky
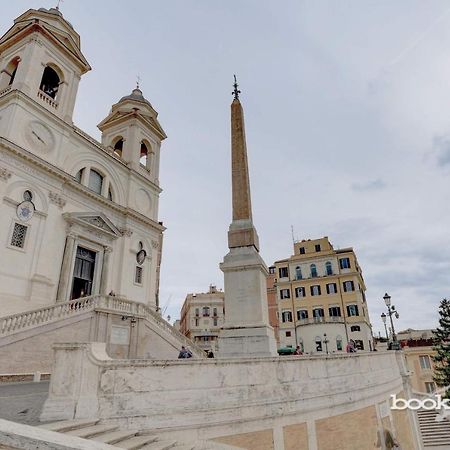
[3,1,450,336]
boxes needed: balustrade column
[56,233,77,302]
[100,246,112,295]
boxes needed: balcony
[296,317,345,326]
[37,90,58,109]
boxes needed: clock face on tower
[24,121,55,153]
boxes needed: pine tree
[432,298,450,398]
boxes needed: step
[115,435,159,449]
[66,423,118,438]
[92,430,138,444]
[39,418,99,432]
[140,440,177,450]
[171,446,195,450]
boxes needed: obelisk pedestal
[217,79,277,358]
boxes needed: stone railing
[0,86,11,98]
[0,297,95,335]
[296,316,345,325]
[37,90,58,109]
[0,295,205,358]
[41,343,408,439]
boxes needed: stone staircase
[0,295,205,359]
[417,409,450,448]
[39,419,235,449]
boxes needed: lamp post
[383,293,400,350]
[380,312,389,340]
[323,333,329,355]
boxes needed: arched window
[310,264,317,278]
[202,306,210,317]
[295,266,302,280]
[140,141,148,166]
[75,168,84,183]
[88,169,103,195]
[39,66,60,99]
[0,57,20,89]
[325,261,333,276]
[113,138,124,158]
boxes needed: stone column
[100,246,112,295]
[56,233,77,302]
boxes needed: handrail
[0,295,206,358]
[0,297,95,334]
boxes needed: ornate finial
[136,75,141,90]
[232,74,241,100]
[56,0,64,10]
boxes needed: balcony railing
[37,90,58,109]
[296,317,345,326]
[0,86,11,98]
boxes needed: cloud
[351,179,386,192]
[433,135,450,167]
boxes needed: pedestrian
[293,345,302,355]
[346,340,356,353]
[178,346,192,358]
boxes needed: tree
[432,298,450,398]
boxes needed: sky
[3,1,450,336]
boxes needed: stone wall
[41,343,421,450]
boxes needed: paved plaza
[0,382,49,426]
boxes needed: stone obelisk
[217,77,277,358]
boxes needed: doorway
[71,246,96,299]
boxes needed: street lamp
[323,333,329,355]
[380,312,389,340]
[383,293,400,350]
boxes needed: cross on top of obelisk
[232,75,241,100]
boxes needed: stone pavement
[0,381,49,426]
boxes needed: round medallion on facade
[24,121,55,153]
[135,188,152,214]
[136,249,146,265]
[16,201,34,222]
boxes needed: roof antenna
[56,0,63,10]
[136,75,141,90]
[291,225,296,245]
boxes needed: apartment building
[179,285,225,353]
[274,237,373,354]
[398,329,437,393]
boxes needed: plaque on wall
[110,325,130,345]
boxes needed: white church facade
[0,7,166,317]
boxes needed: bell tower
[0,7,90,123]
[98,86,167,186]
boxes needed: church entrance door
[71,246,96,299]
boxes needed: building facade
[398,328,437,393]
[275,237,373,354]
[0,8,166,317]
[266,267,279,344]
[179,285,225,352]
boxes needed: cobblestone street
[0,382,49,426]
